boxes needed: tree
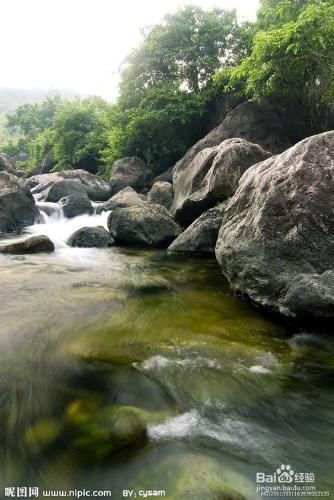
[120,6,244,101]
[227,0,334,129]
[6,96,62,140]
[50,97,110,173]
[104,6,250,176]
[103,83,209,175]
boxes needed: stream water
[0,203,333,499]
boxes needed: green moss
[71,405,148,462]
[23,419,62,455]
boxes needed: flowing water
[0,203,333,499]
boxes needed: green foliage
[1,137,29,157]
[227,0,334,126]
[6,96,62,140]
[29,128,56,167]
[50,97,109,171]
[3,3,332,179]
[120,6,246,100]
[104,6,249,176]
[103,83,210,175]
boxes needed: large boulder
[172,138,270,226]
[0,153,17,175]
[153,166,174,184]
[102,187,146,212]
[45,179,87,202]
[28,170,111,201]
[215,131,334,321]
[0,172,38,233]
[108,204,182,247]
[109,157,151,195]
[67,226,114,248]
[0,171,27,191]
[173,101,290,183]
[0,235,54,254]
[71,405,148,462]
[60,193,93,218]
[168,205,225,254]
[147,181,173,210]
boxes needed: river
[0,204,333,499]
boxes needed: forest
[2,0,333,178]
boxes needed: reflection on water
[0,241,333,499]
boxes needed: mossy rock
[23,419,62,455]
[72,405,148,462]
[129,452,247,499]
[65,396,101,426]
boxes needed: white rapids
[26,199,110,249]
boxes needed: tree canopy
[105,5,251,175]
[2,2,333,177]
[227,0,334,128]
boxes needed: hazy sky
[2,0,259,101]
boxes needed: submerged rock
[0,235,55,253]
[0,172,38,233]
[147,181,173,210]
[102,186,146,211]
[67,226,114,248]
[28,170,111,201]
[108,204,181,247]
[168,205,225,254]
[110,157,151,195]
[216,131,334,321]
[172,138,270,226]
[72,405,148,462]
[131,452,246,500]
[23,419,62,455]
[60,193,93,218]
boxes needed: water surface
[0,208,333,499]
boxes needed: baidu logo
[256,464,314,484]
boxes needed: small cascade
[37,201,64,223]
[28,199,111,249]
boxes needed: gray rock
[67,226,114,248]
[153,166,174,184]
[172,101,290,185]
[60,193,93,218]
[172,138,270,226]
[28,170,111,201]
[45,179,86,202]
[168,205,225,254]
[147,182,173,210]
[0,235,54,253]
[0,171,27,191]
[102,187,146,211]
[108,204,181,247]
[109,157,151,194]
[0,172,38,233]
[9,152,28,164]
[41,150,57,174]
[215,131,334,321]
[16,170,26,178]
[0,153,17,175]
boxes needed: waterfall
[29,199,110,249]
[37,201,64,223]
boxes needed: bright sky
[2,0,259,101]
